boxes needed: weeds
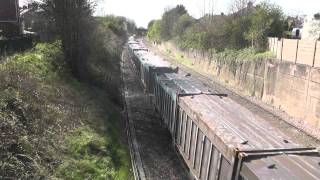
[56,127,131,180]
[0,43,132,179]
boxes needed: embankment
[0,43,133,179]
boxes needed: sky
[20,0,320,28]
[96,0,320,28]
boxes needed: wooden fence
[268,37,320,67]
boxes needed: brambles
[0,43,133,179]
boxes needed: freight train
[128,37,320,180]
[0,0,35,54]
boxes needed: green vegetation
[148,20,164,44]
[147,1,282,74]
[84,16,132,104]
[56,106,132,180]
[215,48,274,63]
[0,43,133,179]
[148,1,285,52]
[165,47,274,69]
[1,0,137,179]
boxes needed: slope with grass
[0,42,133,179]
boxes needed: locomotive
[0,0,35,54]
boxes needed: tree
[244,2,284,51]
[172,14,194,38]
[306,14,320,40]
[264,3,285,37]
[147,20,156,30]
[40,0,95,78]
[200,0,216,23]
[147,20,163,43]
[229,0,256,15]
[161,5,187,40]
[311,21,320,40]
[245,6,272,49]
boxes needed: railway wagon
[176,94,320,180]
[131,49,178,94]
[154,74,179,133]
[127,39,320,180]
[239,149,320,179]
[154,73,201,135]
[128,43,148,71]
[131,49,147,76]
[142,62,178,94]
[154,72,223,135]
[128,39,178,93]
[153,71,320,179]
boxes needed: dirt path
[121,47,190,180]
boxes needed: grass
[0,42,133,179]
[165,48,193,68]
[215,48,274,64]
[55,86,133,180]
[56,126,132,180]
[175,54,194,67]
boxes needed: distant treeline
[148,1,293,52]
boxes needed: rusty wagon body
[127,37,320,180]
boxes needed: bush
[147,2,285,52]
[147,20,164,43]
[216,47,274,64]
[81,16,132,104]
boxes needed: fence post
[275,38,278,57]
[273,38,276,53]
[271,38,274,53]
[295,40,299,64]
[280,39,283,61]
[312,41,317,67]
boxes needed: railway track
[121,47,190,180]
[144,40,320,147]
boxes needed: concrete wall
[263,61,320,128]
[158,41,320,132]
[296,40,316,66]
[282,39,298,63]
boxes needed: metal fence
[268,37,320,67]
